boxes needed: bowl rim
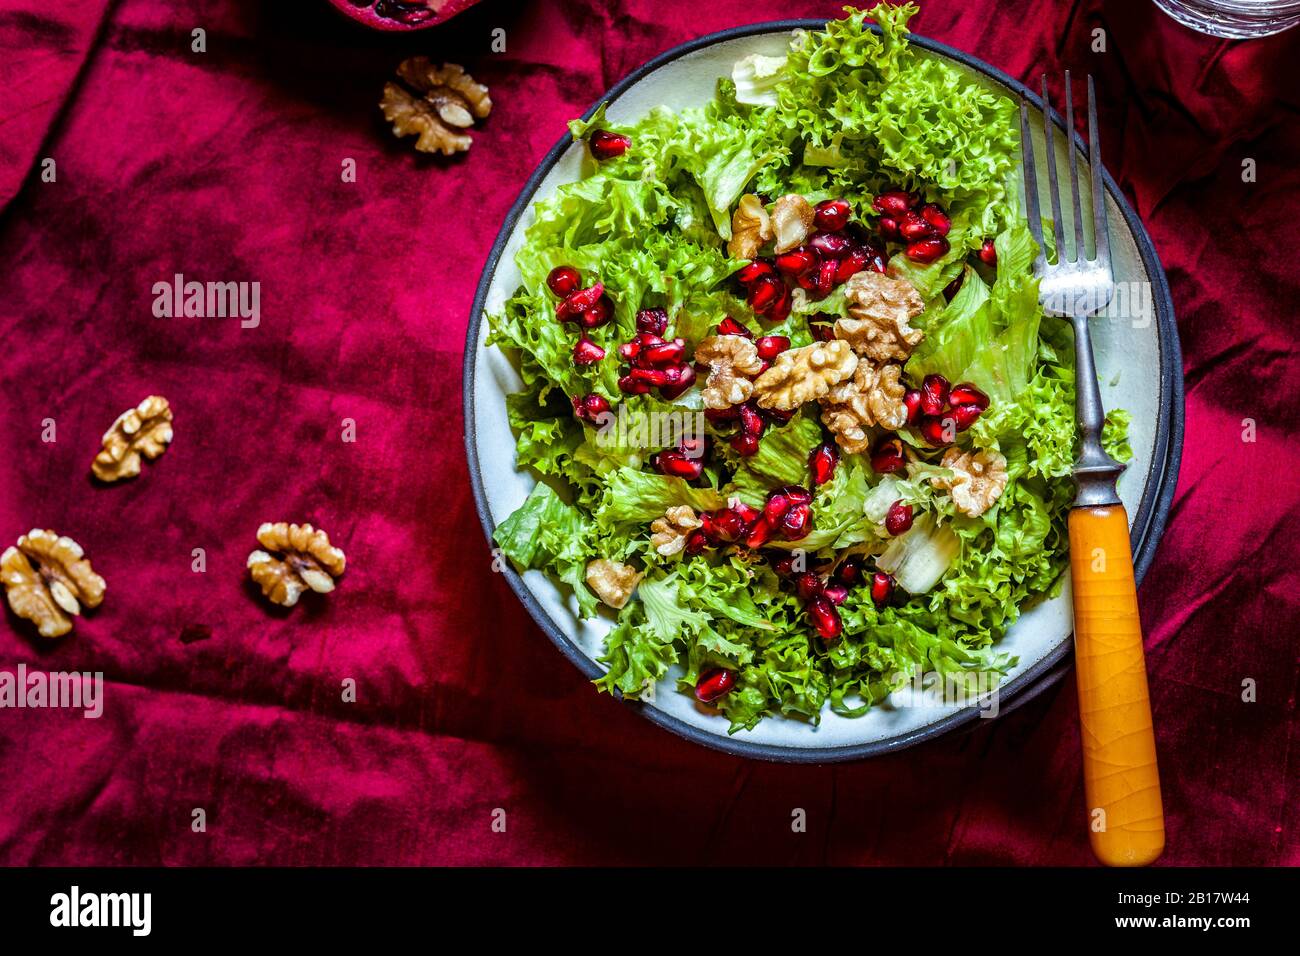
[462,19,1184,763]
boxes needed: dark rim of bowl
[462,19,1184,764]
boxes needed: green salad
[487,3,1130,732]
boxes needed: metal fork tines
[1019,72,1124,507]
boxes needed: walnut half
[1,530,106,638]
[247,522,346,608]
[771,194,815,253]
[753,340,858,411]
[381,59,492,156]
[92,395,173,483]
[585,558,641,609]
[820,361,908,453]
[930,448,1009,517]
[694,334,765,410]
[649,506,702,557]
[727,194,773,259]
[835,271,926,363]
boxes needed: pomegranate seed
[807,258,836,300]
[731,500,760,525]
[617,374,650,395]
[822,582,849,606]
[907,237,950,263]
[810,320,836,342]
[572,393,610,423]
[885,501,914,536]
[809,442,838,486]
[573,338,606,365]
[617,341,638,362]
[636,307,669,335]
[562,282,605,316]
[704,405,741,424]
[717,316,753,338]
[695,667,735,703]
[731,433,760,457]
[654,450,703,480]
[711,508,745,542]
[833,249,869,284]
[738,403,765,437]
[771,555,795,577]
[748,275,782,312]
[898,211,932,242]
[948,382,990,410]
[642,338,685,365]
[779,484,813,506]
[629,367,669,387]
[808,231,853,259]
[870,435,907,473]
[763,406,795,427]
[903,389,923,426]
[835,556,863,586]
[636,331,665,348]
[814,198,852,232]
[678,436,708,460]
[870,572,895,607]
[919,415,956,447]
[794,572,823,602]
[872,190,916,218]
[763,491,791,525]
[878,216,901,241]
[775,247,818,277]
[579,296,613,328]
[919,203,951,238]
[734,260,775,286]
[920,374,950,415]
[753,335,789,361]
[742,517,773,549]
[807,596,842,641]
[547,265,581,297]
[978,238,998,266]
[659,363,696,400]
[767,284,793,323]
[589,129,631,160]
[780,503,811,540]
[951,403,984,431]
[684,529,710,555]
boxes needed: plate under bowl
[464,21,1183,762]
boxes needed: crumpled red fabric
[0,0,1295,866]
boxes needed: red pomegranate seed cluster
[615,307,696,399]
[977,237,998,266]
[652,435,708,481]
[734,199,886,321]
[767,553,898,644]
[904,375,991,447]
[872,189,952,263]
[682,485,815,558]
[548,265,620,425]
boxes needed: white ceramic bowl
[465,21,1183,761]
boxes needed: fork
[1019,73,1165,867]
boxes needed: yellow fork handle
[1068,504,1165,866]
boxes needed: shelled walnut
[930,447,1009,517]
[649,506,702,557]
[585,558,641,609]
[771,194,814,253]
[91,395,173,482]
[247,522,347,608]
[1,530,106,638]
[727,194,773,259]
[835,271,925,362]
[753,340,857,410]
[820,361,908,453]
[381,59,492,155]
[694,334,765,409]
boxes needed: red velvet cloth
[0,0,1295,866]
